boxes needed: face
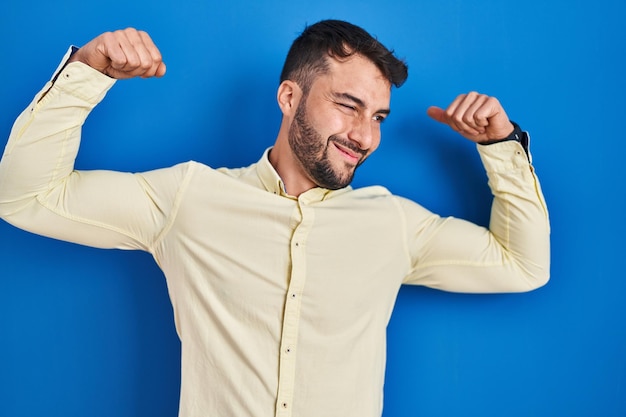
[288,54,391,190]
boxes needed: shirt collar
[256,148,347,202]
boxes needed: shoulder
[336,186,436,218]
[332,185,392,199]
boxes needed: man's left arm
[402,92,550,292]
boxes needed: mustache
[328,136,367,158]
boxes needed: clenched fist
[69,28,166,79]
[427,92,514,143]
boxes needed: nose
[347,116,377,151]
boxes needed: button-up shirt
[0,49,550,417]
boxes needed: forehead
[312,54,391,106]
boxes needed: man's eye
[373,115,386,123]
[339,103,356,111]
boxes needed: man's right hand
[68,28,166,79]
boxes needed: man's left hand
[427,92,515,143]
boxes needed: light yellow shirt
[0,51,550,417]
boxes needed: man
[0,20,549,417]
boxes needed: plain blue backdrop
[1,0,624,416]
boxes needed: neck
[269,139,316,198]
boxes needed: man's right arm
[0,29,184,250]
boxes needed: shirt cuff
[50,46,80,83]
[478,121,531,163]
[42,47,116,105]
[476,139,533,173]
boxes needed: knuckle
[125,57,140,69]
[100,31,115,45]
[487,96,500,106]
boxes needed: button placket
[274,201,313,417]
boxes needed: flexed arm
[0,29,182,250]
[403,92,550,292]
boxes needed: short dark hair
[279,19,408,94]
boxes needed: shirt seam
[390,196,413,277]
[150,161,196,252]
[35,193,150,248]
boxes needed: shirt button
[285,346,292,354]
[282,402,288,409]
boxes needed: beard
[288,101,367,190]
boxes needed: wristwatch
[480,121,530,160]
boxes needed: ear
[277,80,303,117]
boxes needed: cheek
[309,108,351,139]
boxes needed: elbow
[515,235,551,292]
[517,256,551,292]
[526,268,550,291]
[530,243,551,291]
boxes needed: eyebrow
[333,92,391,116]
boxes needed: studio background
[1,1,624,416]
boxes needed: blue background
[1,0,624,416]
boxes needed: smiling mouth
[332,141,364,164]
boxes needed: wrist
[478,121,530,161]
[479,121,524,145]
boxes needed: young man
[0,20,549,417]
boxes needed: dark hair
[279,19,408,94]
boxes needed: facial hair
[288,100,367,190]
